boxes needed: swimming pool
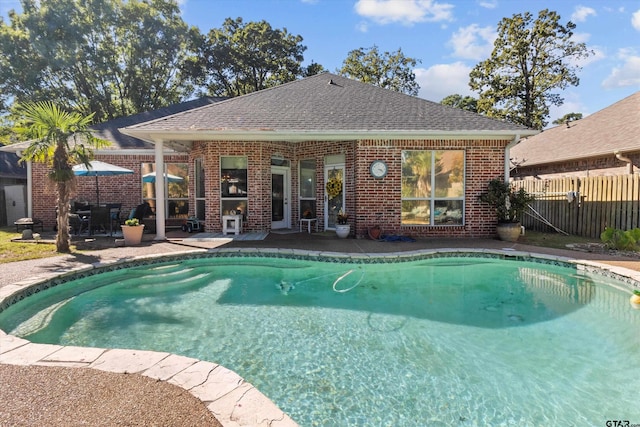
[1,252,639,426]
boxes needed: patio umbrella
[73,160,134,205]
[142,171,184,183]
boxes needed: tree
[338,46,420,96]
[552,112,583,125]
[196,17,307,97]
[0,0,200,122]
[13,102,107,252]
[440,94,478,112]
[469,9,592,129]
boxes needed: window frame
[401,149,466,226]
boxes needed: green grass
[0,227,61,264]
[518,230,600,250]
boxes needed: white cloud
[632,9,640,30]
[571,6,596,22]
[354,0,454,25]
[448,24,496,60]
[602,53,640,88]
[478,0,497,9]
[414,62,474,102]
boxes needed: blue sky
[2,0,639,124]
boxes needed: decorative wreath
[325,176,342,199]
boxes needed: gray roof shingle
[511,91,640,166]
[122,73,534,141]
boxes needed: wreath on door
[326,176,342,199]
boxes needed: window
[195,158,205,221]
[401,150,465,225]
[299,159,316,218]
[221,156,248,217]
[141,163,189,218]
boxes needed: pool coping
[1,247,639,427]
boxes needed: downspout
[614,150,634,174]
[505,134,521,182]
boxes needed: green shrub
[600,227,640,251]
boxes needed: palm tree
[13,101,107,252]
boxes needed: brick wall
[354,139,507,238]
[190,138,508,237]
[31,153,188,228]
[31,138,509,237]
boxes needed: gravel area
[0,364,222,426]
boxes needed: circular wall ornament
[369,160,388,178]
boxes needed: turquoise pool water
[1,256,639,426]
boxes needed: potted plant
[121,217,145,246]
[335,209,350,238]
[479,178,534,242]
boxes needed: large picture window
[221,156,248,218]
[401,150,465,225]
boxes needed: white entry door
[271,166,290,229]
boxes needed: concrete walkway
[2,231,640,426]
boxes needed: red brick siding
[354,139,507,239]
[31,138,510,237]
[31,153,188,228]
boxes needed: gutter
[614,150,634,174]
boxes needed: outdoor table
[299,218,318,233]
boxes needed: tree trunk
[56,180,72,253]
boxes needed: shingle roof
[122,73,535,142]
[511,91,640,166]
[0,97,223,154]
[90,96,223,149]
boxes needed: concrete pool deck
[2,230,640,426]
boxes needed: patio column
[153,138,166,240]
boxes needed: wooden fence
[512,175,640,238]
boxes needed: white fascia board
[120,128,539,143]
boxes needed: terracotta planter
[496,222,522,242]
[122,224,145,246]
[335,224,350,238]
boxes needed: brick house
[120,73,536,239]
[510,91,640,180]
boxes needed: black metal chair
[90,206,112,236]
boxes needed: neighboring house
[120,72,536,239]
[0,150,28,226]
[0,97,221,228]
[510,91,640,179]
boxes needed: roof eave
[119,128,538,144]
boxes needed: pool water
[1,256,639,426]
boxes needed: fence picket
[516,175,640,238]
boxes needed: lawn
[0,227,61,263]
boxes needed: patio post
[153,139,166,240]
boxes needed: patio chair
[133,202,156,233]
[90,206,112,236]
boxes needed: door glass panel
[272,173,284,221]
[326,168,343,228]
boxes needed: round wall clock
[369,160,388,178]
